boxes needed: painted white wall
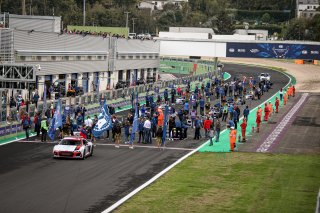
[159,32,209,39]
[160,40,227,57]
[212,35,256,41]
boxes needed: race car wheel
[82,150,86,160]
[90,146,94,156]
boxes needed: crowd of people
[17,72,295,152]
[89,75,276,150]
[62,28,126,39]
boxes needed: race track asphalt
[0,63,290,213]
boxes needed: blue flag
[96,78,100,102]
[92,100,112,138]
[129,93,139,145]
[43,84,47,111]
[48,99,62,141]
[48,117,56,141]
[129,105,138,145]
[162,105,169,145]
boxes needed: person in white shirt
[85,116,93,128]
[143,118,152,144]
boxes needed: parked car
[128,33,136,39]
[144,33,152,39]
[136,79,145,85]
[115,81,130,89]
[137,34,145,39]
[146,77,155,83]
[75,86,84,96]
[137,33,152,40]
[53,83,66,97]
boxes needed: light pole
[124,11,130,29]
[83,0,86,26]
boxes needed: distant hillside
[1,0,319,41]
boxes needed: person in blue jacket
[175,118,183,140]
[233,109,238,129]
[151,114,158,138]
[184,101,189,114]
[227,118,235,129]
[164,89,168,102]
[243,105,250,122]
[141,104,146,118]
[228,104,234,120]
[138,117,145,143]
[199,98,205,116]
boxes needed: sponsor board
[226,42,320,60]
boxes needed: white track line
[16,141,195,151]
[96,143,195,151]
[17,141,56,144]
[102,66,293,213]
[316,188,320,213]
[256,93,309,152]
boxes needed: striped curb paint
[256,93,309,153]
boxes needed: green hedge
[235,10,292,22]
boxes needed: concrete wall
[212,34,255,41]
[169,27,214,34]
[160,40,227,57]
[159,32,209,39]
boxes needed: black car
[75,86,84,96]
[136,79,145,85]
[53,85,66,97]
[146,77,155,83]
[115,81,130,89]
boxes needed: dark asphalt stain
[268,121,278,124]
[292,116,320,127]
[0,143,54,175]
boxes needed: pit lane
[0,63,290,213]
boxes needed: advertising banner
[226,42,320,60]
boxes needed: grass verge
[116,152,320,213]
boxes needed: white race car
[175,97,185,105]
[53,136,94,159]
[258,73,271,81]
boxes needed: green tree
[308,14,320,41]
[283,18,308,40]
[261,13,271,23]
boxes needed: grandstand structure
[0,14,160,101]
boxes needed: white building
[0,14,61,33]
[159,27,214,40]
[1,14,160,101]
[169,27,214,34]
[138,0,188,11]
[234,29,268,41]
[297,0,320,18]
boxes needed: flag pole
[162,104,169,149]
[129,91,139,149]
